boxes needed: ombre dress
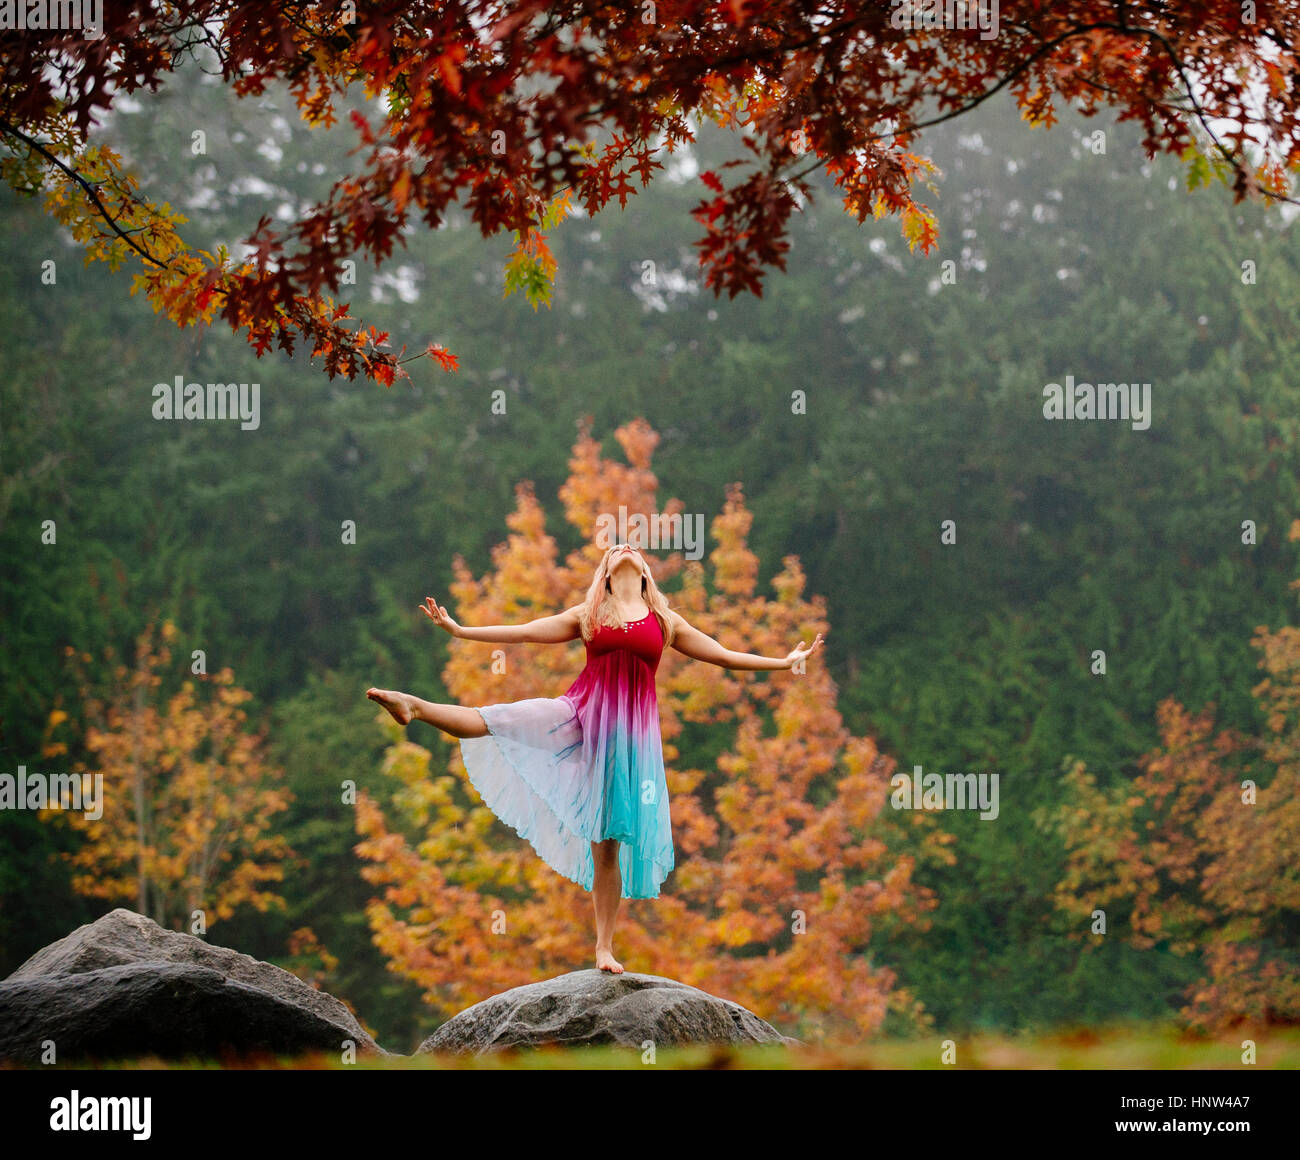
[458,612,674,899]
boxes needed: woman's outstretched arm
[421,598,583,643]
[668,611,824,671]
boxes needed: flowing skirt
[458,650,674,899]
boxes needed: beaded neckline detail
[619,612,651,632]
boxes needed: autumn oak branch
[2,1,1298,384]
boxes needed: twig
[0,117,170,268]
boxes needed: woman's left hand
[785,632,825,668]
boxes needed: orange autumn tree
[355,419,933,1040]
[42,620,295,930]
[1041,566,1300,1031]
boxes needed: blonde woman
[367,543,824,973]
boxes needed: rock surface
[0,963,371,1064]
[2,911,798,1062]
[0,908,384,1062]
[418,969,794,1054]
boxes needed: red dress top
[582,611,665,673]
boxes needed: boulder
[0,962,373,1064]
[418,969,795,1054]
[0,908,385,1062]
[1,911,802,1063]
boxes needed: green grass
[12,1025,1300,1070]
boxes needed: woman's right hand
[421,596,461,637]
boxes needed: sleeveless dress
[458,612,674,899]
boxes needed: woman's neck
[608,571,646,614]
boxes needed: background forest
[3,60,1298,1050]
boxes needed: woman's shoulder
[568,603,601,642]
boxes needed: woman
[366,542,824,974]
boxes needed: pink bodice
[583,612,665,674]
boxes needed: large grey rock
[1,908,385,1061]
[418,969,795,1054]
[0,963,369,1064]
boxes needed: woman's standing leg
[592,838,624,973]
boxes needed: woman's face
[607,543,646,579]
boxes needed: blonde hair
[578,545,675,646]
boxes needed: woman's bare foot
[595,946,624,974]
[367,687,416,726]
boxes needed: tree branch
[0,118,170,268]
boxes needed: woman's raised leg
[591,838,624,973]
[366,688,488,738]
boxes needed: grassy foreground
[17,1025,1299,1070]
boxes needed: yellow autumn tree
[42,620,294,930]
[355,419,934,1040]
